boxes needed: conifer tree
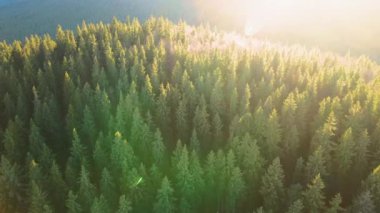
[193,97,211,146]
[225,150,245,212]
[351,191,376,213]
[66,190,81,213]
[48,161,67,212]
[303,174,326,213]
[260,158,285,212]
[263,109,281,160]
[0,156,23,212]
[116,195,132,213]
[100,168,117,208]
[286,199,304,213]
[91,195,110,213]
[29,181,53,213]
[326,194,344,213]
[78,165,96,212]
[152,129,166,165]
[154,176,176,213]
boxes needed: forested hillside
[1,18,380,212]
[1,0,380,62]
[0,0,195,41]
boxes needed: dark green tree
[260,158,285,212]
[66,190,81,213]
[154,176,176,213]
[303,174,326,213]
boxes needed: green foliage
[29,181,53,213]
[260,158,285,212]
[66,190,81,213]
[154,176,175,213]
[0,156,24,212]
[0,17,379,212]
[286,199,304,213]
[303,174,326,213]
[116,195,132,213]
[326,193,344,213]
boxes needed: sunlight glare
[239,0,379,36]
[244,23,262,36]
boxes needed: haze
[0,0,379,60]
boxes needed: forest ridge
[0,18,380,212]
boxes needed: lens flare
[244,22,263,36]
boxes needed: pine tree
[100,168,116,208]
[66,190,81,213]
[29,121,54,171]
[351,191,376,213]
[212,112,223,148]
[48,161,67,212]
[303,174,325,213]
[225,150,245,212]
[189,150,204,209]
[310,111,337,157]
[142,74,155,110]
[190,129,200,154]
[0,156,23,212]
[336,128,355,176]
[91,195,110,213]
[154,176,176,213]
[93,133,109,176]
[110,131,136,180]
[3,117,26,164]
[193,97,211,146]
[293,157,305,184]
[353,130,370,179]
[29,181,53,213]
[231,133,263,206]
[78,165,96,212]
[286,199,304,213]
[229,88,239,119]
[152,128,166,165]
[364,165,380,211]
[175,145,193,212]
[116,195,132,213]
[260,158,285,212]
[130,108,153,160]
[326,194,344,213]
[155,84,170,138]
[66,128,87,187]
[252,106,266,142]
[204,151,218,212]
[81,105,96,149]
[263,109,281,160]
[305,146,328,183]
[210,77,225,116]
[240,84,251,114]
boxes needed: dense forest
[0,0,196,41]
[0,17,380,212]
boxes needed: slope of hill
[1,0,380,62]
[0,18,380,212]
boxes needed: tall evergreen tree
[303,174,326,213]
[154,176,176,213]
[66,190,81,213]
[260,158,285,212]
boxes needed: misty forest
[1,17,380,213]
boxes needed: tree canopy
[0,17,380,212]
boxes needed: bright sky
[195,0,380,31]
[193,0,380,59]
